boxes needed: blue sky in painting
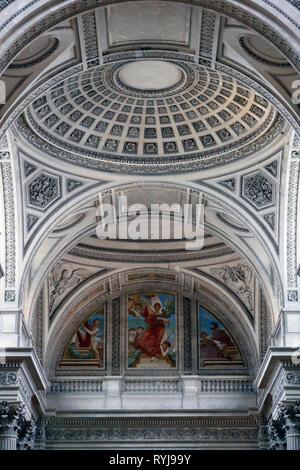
[200,306,227,336]
[77,311,105,339]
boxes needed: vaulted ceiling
[0,1,299,373]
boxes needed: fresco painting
[128,293,176,369]
[60,305,105,368]
[199,307,243,367]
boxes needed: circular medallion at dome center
[118,60,182,91]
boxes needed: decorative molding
[27,172,60,211]
[241,171,275,211]
[215,61,299,135]
[260,293,269,361]
[287,290,298,302]
[69,244,234,263]
[286,371,300,385]
[183,297,192,373]
[48,261,92,315]
[16,103,283,175]
[263,212,275,231]
[26,214,39,232]
[265,160,278,178]
[4,290,15,302]
[8,38,59,70]
[216,213,249,233]
[17,419,37,450]
[218,178,236,192]
[268,418,286,450]
[1,161,15,289]
[24,161,37,178]
[66,179,84,193]
[239,37,290,68]
[33,290,43,360]
[287,161,299,287]
[81,11,99,61]
[0,372,18,385]
[111,298,120,375]
[43,418,258,442]
[199,10,218,59]
[0,0,299,76]
[269,401,300,449]
[211,264,254,313]
[22,56,276,165]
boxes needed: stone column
[280,402,300,450]
[0,401,24,450]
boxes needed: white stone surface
[118,60,182,90]
[107,2,191,46]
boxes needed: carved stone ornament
[0,401,25,437]
[211,264,253,312]
[17,419,37,450]
[49,261,91,313]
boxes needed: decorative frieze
[0,372,18,385]
[183,297,192,373]
[199,11,218,59]
[81,12,99,60]
[44,419,258,443]
[260,293,269,361]
[287,161,299,287]
[1,162,15,289]
[111,298,120,375]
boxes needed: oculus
[118,60,182,91]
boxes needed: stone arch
[22,180,282,334]
[43,267,258,379]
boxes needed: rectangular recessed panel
[287,314,300,333]
[106,2,191,46]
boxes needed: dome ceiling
[19,57,283,174]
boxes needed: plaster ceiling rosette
[17,57,284,175]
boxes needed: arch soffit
[44,268,258,378]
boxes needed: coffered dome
[19,57,283,174]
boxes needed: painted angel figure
[133,295,170,361]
